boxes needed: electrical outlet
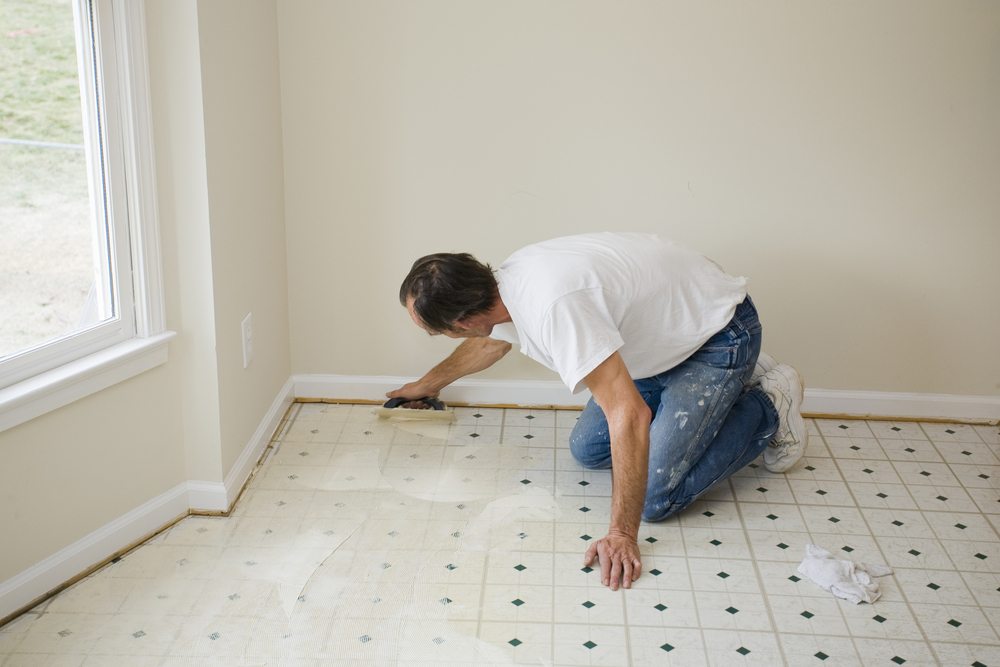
[241,312,253,368]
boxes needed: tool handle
[382,396,445,410]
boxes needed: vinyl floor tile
[3,407,998,666]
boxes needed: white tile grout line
[733,471,792,665]
[842,421,943,665]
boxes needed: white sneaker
[750,352,778,385]
[759,363,807,473]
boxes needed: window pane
[0,0,112,361]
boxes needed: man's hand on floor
[583,530,642,591]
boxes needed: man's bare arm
[581,351,652,590]
[387,337,512,400]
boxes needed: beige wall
[197,0,291,474]
[0,367,185,580]
[279,0,1000,397]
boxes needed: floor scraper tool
[376,396,456,422]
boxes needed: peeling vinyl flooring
[1,403,998,666]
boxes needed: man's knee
[568,430,612,470]
[641,495,688,523]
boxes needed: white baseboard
[293,373,587,408]
[802,388,1000,423]
[293,374,1000,423]
[185,480,228,511]
[0,481,189,621]
[220,377,296,510]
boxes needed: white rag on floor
[797,543,893,604]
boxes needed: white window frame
[0,0,174,433]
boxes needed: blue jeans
[569,296,780,522]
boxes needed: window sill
[0,331,176,434]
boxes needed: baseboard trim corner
[221,377,296,510]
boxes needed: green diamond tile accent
[891,657,905,665]
[717,571,729,579]
[509,638,522,647]
[520,479,532,485]
[927,582,940,590]
[661,643,674,652]
[904,447,915,452]
[650,568,662,576]
[582,566,594,573]
[920,471,932,477]
[514,564,526,571]
[581,600,595,608]
[842,546,855,553]
[936,495,948,501]
[816,489,828,495]
[710,539,722,546]
[654,603,667,611]
[446,563,457,571]
[645,536,658,543]
[850,445,860,450]
[579,506,590,512]
[975,553,988,560]
[767,513,779,520]
[511,599,524,606]
[973,662,987,667]
[877,492,888,498]
[789,575,801,582]
[777,542,789,549]
[703,510,715,517]
[863,468,874,474]
[947,619,962,627]
[578,480,590,486]
[737,647,751,656]
[892,520,904,526]
[908,549,921,557]
[756,486,768,493]
[801,610,814,619]
[583,641,597,649]
[873,614,887,623]
[726,606,739,614]
[805,465,816,471]
[815,651,829,660]
[828,517,840,523]
[580,534,592,541]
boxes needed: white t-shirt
[490,232,748,394]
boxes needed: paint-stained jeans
[569,296,780,522]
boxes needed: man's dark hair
[399,253,497,333]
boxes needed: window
[0,0,172,431]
